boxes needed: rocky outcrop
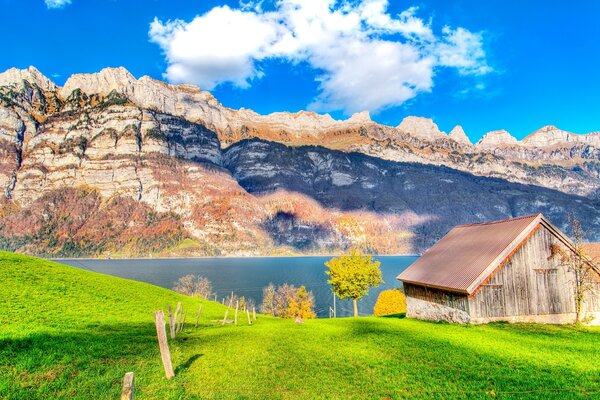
[476,130,519,148]
[0,66,56,92]
[448,125,471,145]
[397,116,445,141]
[523,125,600,147]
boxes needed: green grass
[1,251,599,399]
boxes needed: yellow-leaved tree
[325,249,383,317]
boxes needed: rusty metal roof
[398,214,544,294]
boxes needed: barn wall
[469,225,600,324]
[403,283,471,323]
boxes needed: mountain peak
[448,125,472,145]
[522,125,573,147]
[477,129,519,148]
[347,111,372,124]
[59,66,137,99]
[0,66,56,92]
[397,116,444,140]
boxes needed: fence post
[195,303,203,328]
[222,309,229,325]
[253,307,256,320]
[246,309,252,325]
[234,300,239,325]
[167,305,175,339]
[173,302,181,337]
[154,310,175,379]
[121,372,134,400]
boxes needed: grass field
[1,251,599,399]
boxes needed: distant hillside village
[398,214,600,325]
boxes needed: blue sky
[1,0,598,142]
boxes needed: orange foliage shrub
[373,289,406,316]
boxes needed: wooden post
[167,305,175,339]
[181,311,187,332]
[173,302,181,337]
[154,310,174,379]
[228,292,233,308]
[121,372,134,400]
[234,300,239,325]
[214,294,217,302]
[176,308,185,334]
[222,298,225,305]
[246,309,252,325]
[222,309,229,325]
[253,307,256,320]
[195,303,203,328]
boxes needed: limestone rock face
[448,125,471,145]
[397,116,445,140]
[477,130,519,148]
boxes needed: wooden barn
[398,214,600,324]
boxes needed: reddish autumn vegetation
[0,188,185,257]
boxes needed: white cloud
[150,0,492,114]
[45,0,72,9]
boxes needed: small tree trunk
[353,299,358,317]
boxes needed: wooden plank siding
[403,283,470,313]
[469,225,576,319]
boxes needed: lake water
[55,256,417,317]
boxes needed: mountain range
[1,66,599,257]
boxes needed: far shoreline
[49,254,420,261]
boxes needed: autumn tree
[325,249,383,317]
[551,215,599,323]
[283,285,316,320]
[374,288,406,316]
[173,274,213,299]
[260,283,316,319]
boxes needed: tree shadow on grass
[379,313,406,319]
[175,353,203,374]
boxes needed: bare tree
[260,283,277,316]
[551,215,598,323]
[173,275,213,299]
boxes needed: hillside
[1,251,600,399]
[1,66,600,257]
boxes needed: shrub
[374,288,406,316]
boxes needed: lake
[55,256,417,317]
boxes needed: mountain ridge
[1,65,600,257]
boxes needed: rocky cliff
[1,66,599,257]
